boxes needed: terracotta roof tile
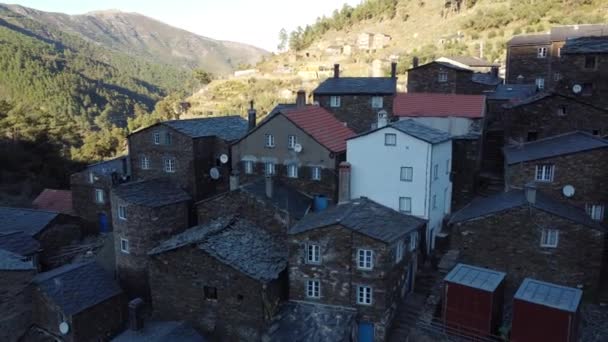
[393,93,486,119]
[32,189,73,215]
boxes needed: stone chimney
[128,298,145,331]
[338,162,351,204]
[525,182,537,205]
[391,62,397,78]
[265,175,273,199]
[334,64,340,78]
[229,171,239,191]
[491,66,499,78]
[247,100,256,131]
[296,90,306,107]
[377,110,388,128]
[412,56,419,68]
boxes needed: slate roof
[264,301,356,342]
[502,91,554,108]
[445,263,506,292]
[32,189,73,215]
[471,73,503,86]
[551,24,608,42]
[389,119,452,144]
[561,36,608,54]
[241,178,312,220]
[487,84,538,101]
[87,156,128,175]
[160,116,248,141]
[437,56,499,68]
[313,77,397,95]
[508,33,551,46]
[269,103,297,116]
[0,231,41,256]
[503,131,608,164]
[0,248,35,271]
[290,197,426,243]
[150,217,288,282]
[449,190,603,230]
[113,179,191,208]
[408,61,472,73]
[0,207,58,236]
[393,93,486,118]
[33,262,123,316]
[112,321,205,342]
[515,278,582,313]
[283,106,356,152]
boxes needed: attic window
[385,133,397,146]
[438,71,448,83]
[330,96,341,108]
[88,172,95,184]
[537,47,548,58]
[204,286,218,300]
[153,132,161,145]
[540,229,559,248]
[557,106,567,116]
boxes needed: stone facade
[506,43,552,87]
[37,219,83,270]
[450,207,605,297]
[314,94,394,133]
[451,137,482,210]
[0,269,35,342]
[556,52,608,111]
[407,63,497,95]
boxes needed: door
[358,322,374,342]
[98,213,108,233]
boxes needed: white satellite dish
[59,322,70,335]
[219,154,229,164]
[293,143,303,153]
[562,185,575,198]
[209,167,220,180]
[572,84,582,94]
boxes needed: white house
[347,119,453,253]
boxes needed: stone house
[347,119,452,253]
[0,231,41,269]
[0,249,36,342]
[407,60,501,95]
[111,179,191,299]
[31,261,126,342]
[128,116,249,201]
[288,197,426,342]
[148,217,287,341]
[503,131,608,222]
[70,156,130,233]
[312,64,397,133]
[231,102,355,201]
[449,186,606,297]
[436,56,499,73]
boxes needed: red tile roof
[32,189,73,215]
[283,106,355,152]
[393,93,486,118]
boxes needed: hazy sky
[8,0,361,51]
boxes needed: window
[582,83,593,96]
[243,161,254,174]
[357,249,373,270]
[537,47,548,58]
[446,159,451,175]
[400,167,413,182]
[557,47,562,57]
[153,132,160,145]
[204,286,218,300]
[385,133,396,146]
[535,77,545,90]
[587,204,605,221]
[165,132,172,145]
[535,164,554,182]
[432,194,437,209]
[306,280,320,298]
[584,56,597,70]
[265,162,275,175]
[557,106,567,116]
[371,96,383,109]
[306,244,320,264]
[438,71,448,83]
[540,229,559,248]
[357,285,373,305]
[410,232,418,251]
[287,164,298,178]
[265,134,275,147]
[395,240,404,263]
[433,164,439,180]
[527,131,538,141]
[164,158,176,173]
[118,205,127,220]
[399,197,412,213]
[94,189,104,204]
[288,135,297,149]
[311,167,322,181]
[330,96,341,108]
[553,72,562,81]
[120,238,129,254]
[141,156,150,170]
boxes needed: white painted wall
[427,140,453,250]
[401,117,475,136]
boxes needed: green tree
[278,28,288,51]
[193,69,214,86]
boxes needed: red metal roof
[284,106,355,152]
[393,93,486,118]
[32,189,73,215]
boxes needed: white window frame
[357,285,373,305]
[438,71,448,83]
[120,238,130,254]
[311,166,322,181]
[88,172,95,184]
[306,280,320,298]
[94,189,104,204]
[265,134,275,148]
[288,135,297,149]
[537,47,548,58]
[432,194,437,209]
[587,204,605,221]
[535,164,554,182]
[265,162,275,176]
[536,77,545,90]
[141,156,150,170]
[306,244,320,264]
[153,132,161,145]
[400,167,413,182]
[244,160,254,174]
[433,164,439,180]
[287,164,298,178]
[357,249,373,270]
[164,158,176,173]
[395,240,404,263]
[371,96,383,109]
[330,96,341,108]
[385,133,396,146]
[399,197,412,213]
[540,229,559,248]
[557,47,561,58]
[118,205,127,221]
[410,232,418,251]
[446,159,451,175]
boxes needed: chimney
[377,110,388,128]
[524,182,537,205]
[247,100,256,131]
[229,171,239,191]
[296,90,306,107]
[265,175,273,199]
[412,56,419,68]
[338,162,351,204]
[390,62,397,78]
[128,298,145,331]
[491,66,499,78]
[333,64,340,78]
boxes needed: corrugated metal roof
[313,77,397,95]
[445,263,505,292]
[515,278,583,313]
[283,106,356,152]
[393,93,486,118]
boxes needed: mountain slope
[3,4,268,74]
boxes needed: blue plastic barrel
[313,195,328,212]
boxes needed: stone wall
[0,270,34,342]
[407,64,496,95]
[506,44,552,85]
[314,94,394,133]
[71,295,127,342]
[70,171,114,232]
[451,138,482,210]
[556,53,608,111]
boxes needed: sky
[7,0,362,51]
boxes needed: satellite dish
[293,143,303,153]
[219,154,229,164]
[59,322,70,335]
[572,84,582,94]
[209,167,220,180]
[562,185,575,198]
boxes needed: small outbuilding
[443,263,506,337]
[511,278,582,342]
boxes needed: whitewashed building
[347,119,453,252]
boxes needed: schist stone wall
[450,207,605,297]
[149,245,286,341]
[71,170,115,231]
[407,64,496,95]
[506,44,552,85]
[38,217,83,270]
[314,94,395,133]
[451,137,482,210]
[0,270,35,342]
[556,53,608,111]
